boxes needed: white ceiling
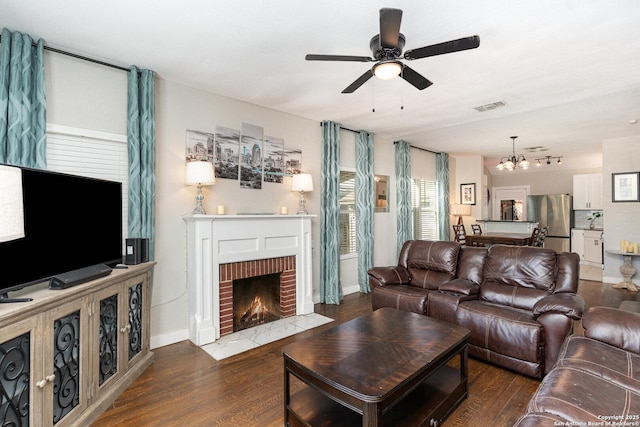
[3,0,640,174]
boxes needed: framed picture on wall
[460,183,476,205]
[612,172,640,202]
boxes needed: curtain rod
[393,140,440,155]
[320,124,439,153]
[0,35,133,73]
[319,123,360,134]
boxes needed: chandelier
[496,136,530,171]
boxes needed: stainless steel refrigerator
[526,194,573,252]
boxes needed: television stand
[0,262,155,426]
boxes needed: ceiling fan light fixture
[373,61,403,80]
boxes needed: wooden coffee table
[283,307,470,426]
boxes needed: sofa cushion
[455,301,543,364]
[402,240,459,290]
[556,335,640,394]
[481,245,557,310]
[583,306,640,353]
[456,246,487,285]
[524,366,640,423]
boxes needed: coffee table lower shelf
[286,364,466,427]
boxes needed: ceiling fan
[305,8,480,93]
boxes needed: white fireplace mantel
[184,214,315,345]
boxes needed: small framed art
[612,172,640,202]
[460,183,476,205]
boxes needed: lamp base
[297,191,308,215]
[193,184,206,214]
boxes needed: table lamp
[185,161,215,214]
[450,204,471,225]
[292,173,313,215]
[0,165,25,243]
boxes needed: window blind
[412,179,438,241]
[339,171,358,255]
[46,124,129,246]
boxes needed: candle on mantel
[280,206,288,215]
[216,205,225,215]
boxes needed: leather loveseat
[368,240,584,378]
[514,306,640,426]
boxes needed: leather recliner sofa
[513,306,640,426]
[368,240,585,378]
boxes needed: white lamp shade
[0,165,25,243]
[291,173,313,192]
[450,204,471,216]
[185,161,215,185]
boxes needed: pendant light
[496,136,530,171]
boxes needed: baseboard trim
[151,329,189,349]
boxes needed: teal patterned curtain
[356,130,374,293]
[320,121,343,304]
[395,140,412,256]
[127,66,156,260]
[0,28,46,168]
[437,152,450,240]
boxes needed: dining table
[466,232,532,247]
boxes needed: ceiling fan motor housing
[370,34,406,60]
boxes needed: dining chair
[536,226,549,247]
[471,224,482,235]
[530,227,548,247]
[529,228,540,246]
[452,224,466,246]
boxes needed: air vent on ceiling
[524,146,549,153]
[474,101,507,112]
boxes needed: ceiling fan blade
[404,35,480,60]
[379,8,403,49]
[401,65,433,90]
[342,70,374,94]
[306,54,373,62]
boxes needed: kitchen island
[476,220,539,234]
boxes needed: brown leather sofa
[368,240,584,378]
[514,306,640,426]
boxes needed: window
[412,179,438,240]
[46,124,129,245]
[339,171,357,256]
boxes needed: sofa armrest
[532,293,585,320]
[368,266,410,287]
[438,278,480,296]
[582,306,640,354]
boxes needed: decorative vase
[589,222,595,229]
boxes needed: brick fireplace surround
[219,256,296,336]
[184,214,315,345]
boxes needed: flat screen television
[0,166,123,301]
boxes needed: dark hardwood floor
[92,278,639,427]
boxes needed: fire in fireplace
[233,273,281,332]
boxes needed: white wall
[602,136,640,284]
[450,155,484,236]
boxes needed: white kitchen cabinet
[583,230,603,264]
[571,229,585,260]
[572,228,603,266]
[573,173,603,210]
